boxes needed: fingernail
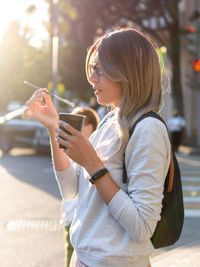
[59,120,67,126]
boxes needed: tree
[56,0,184,111]
[0,21,51,112]
[114,0,184,114]
[57,0,109,100]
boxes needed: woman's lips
[94,88,101,96]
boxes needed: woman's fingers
[26,88,47,106]
[22,89,59,129]
[25,89,55,115]
[58,121,81,136]
[55,135,71,149]
[26,96,42,106]
[23,105,41,120]
[55,126,82,152]
[43,92,54,107]
[23,107,33,119]
[55,128,70,140]
[26,95,43,106]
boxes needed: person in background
[89,95,109,120]
[24,27,170,267]
[63,106,100,267]
[168,109,186,151]
[88,96,100,111]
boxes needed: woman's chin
[96,98,108,106]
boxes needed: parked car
[0,115,50,154]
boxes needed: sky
[0,0,49,47]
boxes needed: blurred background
[0,0,199,146]
[0,2,200,267]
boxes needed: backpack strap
[123,111,173,185]
[168,146,174,192]
[97,111,115,130]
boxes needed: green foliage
[57,0,183,110]
[0,21,51,112]
[0,0,185,112]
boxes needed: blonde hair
[86,27,164,153]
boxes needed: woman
[24,27,170,267]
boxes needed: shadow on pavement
[0,148,62,200]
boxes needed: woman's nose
[89,71,98,84]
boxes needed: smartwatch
[89,168,108,184]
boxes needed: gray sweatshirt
[55,111,170,267]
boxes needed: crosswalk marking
[184,196,200,203]
[184,209,200,217]
[182,185,200,191]
[6,219,63,232]
[182,177,200,182]
[177,156,200,218]
[181,171,200,176]
[177,156,200,166]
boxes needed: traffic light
[184,25,197,58]
[183,23,200,89]
[185,26,195,33]
[192,59,200,72]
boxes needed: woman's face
[88,57,123,107]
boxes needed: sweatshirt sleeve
[108,118,171,242]
[54,163,80,200]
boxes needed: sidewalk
[150,218,200,267]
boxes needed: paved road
[0,148,65,267]
[0,148,200,267]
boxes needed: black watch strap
[89,168,108,184]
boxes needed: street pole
[52,0,59,109]
[195,0,200,146]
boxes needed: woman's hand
[55,121,104,173]
[56,122,121,206]
[23,88,59,130]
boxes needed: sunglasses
[89,63,104,76]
